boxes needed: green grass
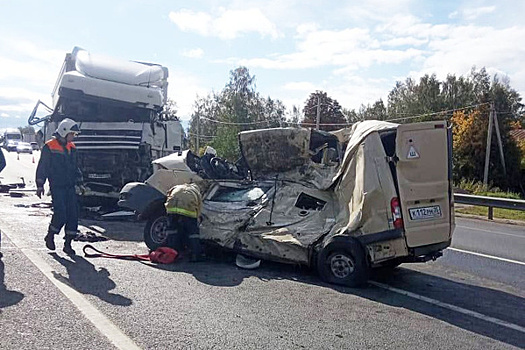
[455,179,523,199]
[455,206,525,221]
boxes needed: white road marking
[448,247,525,266]
[370,281,525,334]
[456,224,524,239]
[2,229,141,350]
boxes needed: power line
[388,102,490,122]
[199,116,270,126]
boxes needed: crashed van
[121,120,455,286]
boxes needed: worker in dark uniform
[0,147,5,173]
[164,182,205,262]
[36,118,83,255]
[0,148,5,258]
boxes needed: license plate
[409,205,442,220]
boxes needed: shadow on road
[50,253,133,306]
[0,257,24,309]
[78,218,144,243]
[140,252,524,348]
[138,248,318,288]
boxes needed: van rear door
[395,121,453,248]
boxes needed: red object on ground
[83,244,178,264]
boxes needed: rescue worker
[36,118,83,255]
[164,182,205,262]
[0,148,5,258]
[0,147,5,173]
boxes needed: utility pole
[196,114,200,154]
[483,105,494,186]
[483,103,506,186]
[493,108,507,176]
[315,96,320,130]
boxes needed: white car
[16,142,33,154]
[5,140,18,152]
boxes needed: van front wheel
[317,239,369,287]
[144,214,169,250]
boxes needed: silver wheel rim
[151,217,168,244]
[329,253,355,279]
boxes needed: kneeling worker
[164,182,205,262]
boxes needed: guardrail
[454,193,525,220]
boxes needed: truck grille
[74,123,143,150]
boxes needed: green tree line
[187,66,525,194]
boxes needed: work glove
[36,187,44,198]
[75,185,87,195]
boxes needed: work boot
[63,236,76,255]
[44,232,56,251]
[189,238,205,262]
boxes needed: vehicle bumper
[118,182,166,216]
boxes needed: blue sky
[1,0,524,130]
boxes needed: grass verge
[455,206,525,221]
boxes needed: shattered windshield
[209,186,271,202]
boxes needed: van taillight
[391,197,404,229]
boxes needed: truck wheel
[317,239,369,287]
[144,214,169,250]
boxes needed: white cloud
[1,113,9,118]
[450,6,496,21]
[168,10,212,36]
[169,8,280,40]
[181,48,204,59]
[238,27,423,71]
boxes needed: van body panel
[395,121,453,248]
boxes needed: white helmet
[55,118,80,138]
[204,146,217,156]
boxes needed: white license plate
[409,205,442,220]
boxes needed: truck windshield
[59,99,153,123]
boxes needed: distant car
[5,140,18,152]
[30,142,39,150]
[16,142,33,154]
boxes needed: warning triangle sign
[407,145,420,159]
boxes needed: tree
[160,98,179,121]
[384,67,524,193]
[188,66,286,160]
[301,91,347,131]
[18,126,36,135]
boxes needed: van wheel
[317,239,369,287]
[144,214,169,250]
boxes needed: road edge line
[2,229,141,350]
[448,247,525,266]
[369,281,525,334]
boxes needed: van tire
[144,214,169,250]
[317,238,369,287]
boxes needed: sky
[1,0,524,130]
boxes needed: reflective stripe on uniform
[166,207,198,218]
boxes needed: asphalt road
[0,148,524,349]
